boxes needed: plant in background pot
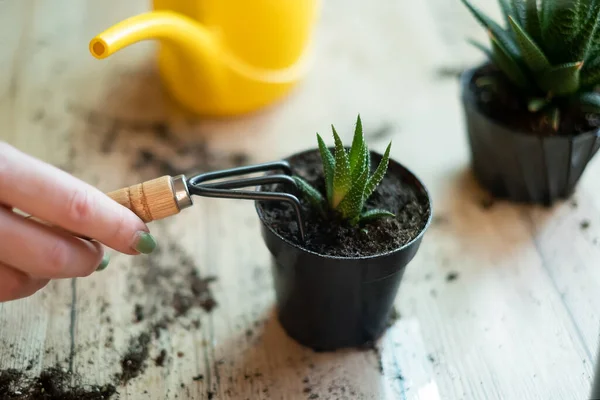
[255,115,432,351]
[460,0,600,204]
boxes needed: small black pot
[461,65,600,205]
[591,345,600,399]
[254,149,432,351]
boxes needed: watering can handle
[106,175,193,223]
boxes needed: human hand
[0,142,157,302]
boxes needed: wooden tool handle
[107,175,190,223]
[18,175,191,238]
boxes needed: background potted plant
[255,116,432,351]
[460,0,600,205]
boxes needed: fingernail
[96,252,110,271]
[134,231,157,254]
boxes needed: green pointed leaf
[352,139,369,183]
[510,0,527,26]
[337,165,369,224]
[293,176,325,212]
[508,16,550,71]
[541,0,581,62]
[581,3,600,61]
[569,2,600,61]
[468,38,493,59]
[331,125,351,207]
[359,209,396,224]
[527,97,549,112]
[489,33,531,89]
[498,0,526,28]
[541,0,582,34]
[316,133,335,204]
[578,0,593,20]
[460,0,520,58]
[536,61,583,95]
[349,115,365,173]
[524,0,542,44]
[573,91,600,113]
[499,0,516,28]
[364,142,391,201]
[475,75,500,88]
[582,56,600,87]
[540,0,553,29]
[550,107,560,131]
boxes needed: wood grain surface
[1,0,598,399]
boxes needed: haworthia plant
[293,115,395,226]
[461,0,600,130]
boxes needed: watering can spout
[88,7,316,116]
[89,10,223,85]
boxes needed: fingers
[0,263,49,302]
[0,207,109,279]
[0,142,155,254]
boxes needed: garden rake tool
[105,161,306,241]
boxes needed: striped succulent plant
[293,115,395,225]
[461,0,600,129]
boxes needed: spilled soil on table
[127,240,218,330]
[0,239,219,399]
[0,367,117,400]
[115,333,152,386]
[73,107,252,179]
[0,116,260,399]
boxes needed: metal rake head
[186,161,306,242]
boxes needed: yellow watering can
[89,0,320,116]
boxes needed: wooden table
[1,0,599,399]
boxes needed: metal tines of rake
[186,161,306,242]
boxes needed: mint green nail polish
[134,231,157,254]
[96,252,110,271]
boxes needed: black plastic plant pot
[254,149,432,351]
[461,65,600,205]
[591,344,600,399]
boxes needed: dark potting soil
[470,64,600,137]
[446,272,459,282]
[154,349,167,367]
[134,304,144,323]
[581,220,591,230]
[115,333,151,385]
[259,150,429,257]
[136,242,218,320]
[357,341,384,374]
[0,367,116,400]
[385,306,401,328]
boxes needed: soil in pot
[470,63,600,137]
[259,149,430,257]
